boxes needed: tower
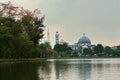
[55,31,59,44]
[47,28,50,44]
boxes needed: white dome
[78,34,91,44]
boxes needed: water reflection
[0,62,39,80]
[38,59,120,80]
[0,59,120,80]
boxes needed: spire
[47,28,50,44]
[83,33,85,36]
[55,31,59,44]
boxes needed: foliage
[21,12,45,45]
[54,43,72,52]
[34,42,52,58]
[0,2,45,58]
[53,43,72,57]
[83,48,92,56]
[93,44,104,56]
[104,46,113,56]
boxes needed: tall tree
[0,2,45,58]
[21,10,45,45]
[0,2,45,46]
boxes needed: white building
[55,31,60,44]
[70,33,92,51]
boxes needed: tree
[93,44,104,56]
[0,2,45,58]
[54,43,72,52]
[83,48,92,56]
[34,42,52,58]
[0,2,45,46]
[21,11,45,45]
[113,45,120,57]
[54,43,72,57]
[104,46,113,56]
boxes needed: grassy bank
[50,56,120,59]
[0,58,47,63]
[0,56,119,63]
[78,56,120,58]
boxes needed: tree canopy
[54,43,72,52]
[0,2,45,58]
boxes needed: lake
[0,58,120,80]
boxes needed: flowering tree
[0,2,45,45]
[0,2,45,58]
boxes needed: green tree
[0,2,45,46]
[104,46,113,56]
[0,2,45,58]
[54,43,72,52]
[113,45,120,57]
[83,48,92,56]
[21,13,44,46]
[54,43,72,57]
[93,44,104,56]
[34,42,52,58]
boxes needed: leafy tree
[0,2,45,46]
[93,44,104,56]
[113,45,120,57]
[104,46,113,56]
[34,42,52,58]
[21,11,45,45]
[83,48,92,56]
[54,43,72,52]
[0,2,45,58]
[54,43,72,57]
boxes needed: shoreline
[0,57,120,64]
[0,58,47,64]
[49,56,120,59]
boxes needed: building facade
[70,33,93,51]
[55,31,60,44]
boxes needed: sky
[0,0,120,47]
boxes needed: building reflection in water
[37,59,120,80]
[37,59,92,80]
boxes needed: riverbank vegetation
[53,43,120,58]
[0,2,47,58]
[0,58,47,63]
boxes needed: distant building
[111,46,117,50]
[70,33,95,53]
[47,28,50,45]
[55,31,60,44]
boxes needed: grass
[0,58,47,63]
[0,56,119,63]
[50,56,120,59]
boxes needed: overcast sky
[0,0,120,47]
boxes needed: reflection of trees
[34,59,120,80]
[54,60,71,80]
[90,60,120,80]
[54,60,92,80]
[38,61,52,80]
[38,60,72,80]
[77,60,92,80]
[0,62,39,80]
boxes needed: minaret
[83,33,85,36]
[55,31,59,44]
[47,28,50,44]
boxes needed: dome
[78,33,91,44]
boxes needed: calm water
[0,59,120,80]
